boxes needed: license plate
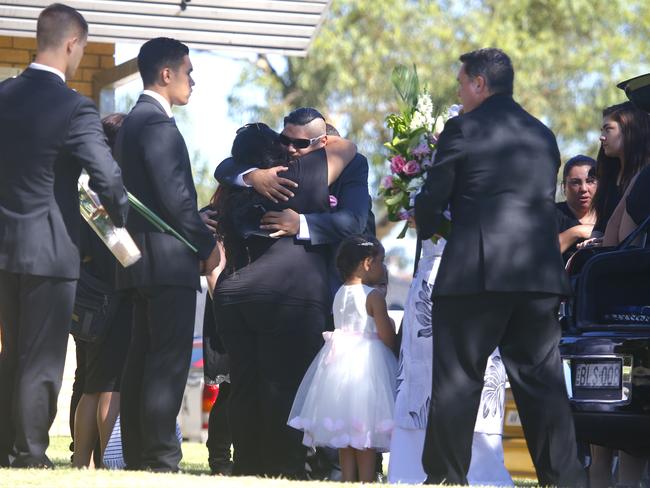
[573,360,621,389]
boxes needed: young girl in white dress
[288,235,397,482]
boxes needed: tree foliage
[229,0,648,174]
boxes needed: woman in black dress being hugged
[208,123,355,479]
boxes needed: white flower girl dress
[288,283,397,451]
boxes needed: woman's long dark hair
[210,123,288,271]
[592,102,650,230]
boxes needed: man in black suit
[114,37,219,472]
[415,48,585,486]
[0,4,129,468]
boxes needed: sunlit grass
[0,436,539,487]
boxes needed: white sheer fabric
[288,284,397,451]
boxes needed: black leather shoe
[209,460,233,476]
[11,455,54,469]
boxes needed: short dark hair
[335,235,382,281]
[283,107,325,127]
[325,123,340,137]
[562,154,596,181]
[137,37,189,87]
[36,3,88,51]
[101,113,126,151]
[459,48,514,96]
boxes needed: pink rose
[381,175,394,189]
[403,160,421,176]
[390,155,406,174]
[329,195,338,208]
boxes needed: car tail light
[202,383,219,429]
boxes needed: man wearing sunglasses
[214,107,374,287]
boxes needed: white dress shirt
[29,62,65,82]
[142,89,174,118]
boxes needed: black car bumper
[560,334,650,452]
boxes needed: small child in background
[288,235,397,482]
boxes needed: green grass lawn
[0,436,539,487]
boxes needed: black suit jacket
[114,94,215,291]
[0,68,128,280]
[415,94,571,296]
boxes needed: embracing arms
[214,136,370,242]
[213,136,355,200]
[324,136,357,185]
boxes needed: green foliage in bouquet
[380,64,454,239]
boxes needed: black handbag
[70,268,120,343]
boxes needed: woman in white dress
[387,238,513,486]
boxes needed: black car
[559,225,650,453]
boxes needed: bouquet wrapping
[78,173,141,267]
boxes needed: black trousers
[215,301,326,478]
[0,270,76,467]
[422,292,586,487]
[206,380,231,466]
[119,286,196,472]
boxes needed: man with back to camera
[414,48,585,486]
[0,3,129,468]
[114,37,220,472]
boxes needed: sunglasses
[279,133,325,149]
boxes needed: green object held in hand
[127,192,198,253]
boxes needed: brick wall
[0,35,115,99]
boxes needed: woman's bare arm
[206,240,226,298]
[324,136,356,185]
[559,224,594,252]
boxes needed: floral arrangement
[380,65,460,238]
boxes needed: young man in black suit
[0,4,129,468]
[114,37,219,472]
[415,48,585,486]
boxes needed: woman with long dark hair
[207,123,355,479]
[579,101,650,487]
[591,102,650,235]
